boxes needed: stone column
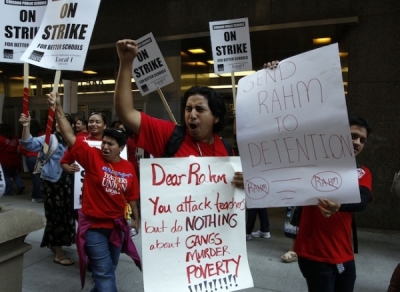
[0,208,45,292]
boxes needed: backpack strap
[163,125,186,157]
[163,125,234,157]
[221,138,233,156]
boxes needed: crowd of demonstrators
[19,112,76,266]
[48,93,141,291]
[246,208,271,240]
[294,116,373,292]
[75,117,88,137]
[19,119,44,202]
[1,39,378,292]
[0,123,25,196]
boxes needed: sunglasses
[90,112,106,118]
[110,128,125,134]
[90,112,107,123]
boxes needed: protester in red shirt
[0,123,25,196]
[75,117,88,137]
[61,112,106,173]
[114,39,244,184]
[49,93,141,291]
[294,116,373,292]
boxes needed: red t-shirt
[0,135,20,168]
[60,134,102,164]
[136,112,229,157]
[294,165,372,264]
[69,139,139,229]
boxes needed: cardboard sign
[236,44,360,208]
[141,157,253,292]
[20,0,100,70]
[209,18,253,74]
[133,32,174,96]
[0,0,47,63]
[74,141,127,209]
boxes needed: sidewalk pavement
[1,176,399,292]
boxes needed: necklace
[196,142,203,157]
[195,136,215,157]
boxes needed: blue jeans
[26,156,42,199]
[246,208,270,234]
[298,256,356,292]
[3,167,24,195]
[85,228,124,292]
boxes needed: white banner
[20,0,100,71]
[74,141,127,209]
[0,163,5,198]
[209,18,253,74]
[0,0,47,63]
[237,44,360,208]
[133,32,174,96]
[141,157,253,292]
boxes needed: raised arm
[114,39,141,134]
[19,113,31,141]
[48,92,76,147]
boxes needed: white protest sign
[0,163,5,198]
[74,141,128,209]
[141,157,253,292]
[0,0,47,63]
[237,44,360,208]
[209,18,252,74]
[20,0,100,70]
[133,32,174,96]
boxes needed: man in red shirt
[294,116,373,292]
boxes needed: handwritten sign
[0,0,47,63]
[20,0,100,70]
[73,141,127,209]
[141,157,253,292]
[236,44,360,208]
[133,32,174,96]
[209,17,252,74]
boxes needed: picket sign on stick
[231,71,237,109]
[157,88,177,125]
[43,70,61,154]
[22,63,29,126]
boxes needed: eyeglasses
[351,133,367,144]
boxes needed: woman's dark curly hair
[183,86,226,133]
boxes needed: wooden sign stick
[157,88,177,125]
[22,63,29,126]
[43,70,61,154]
[231,71,236,110]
